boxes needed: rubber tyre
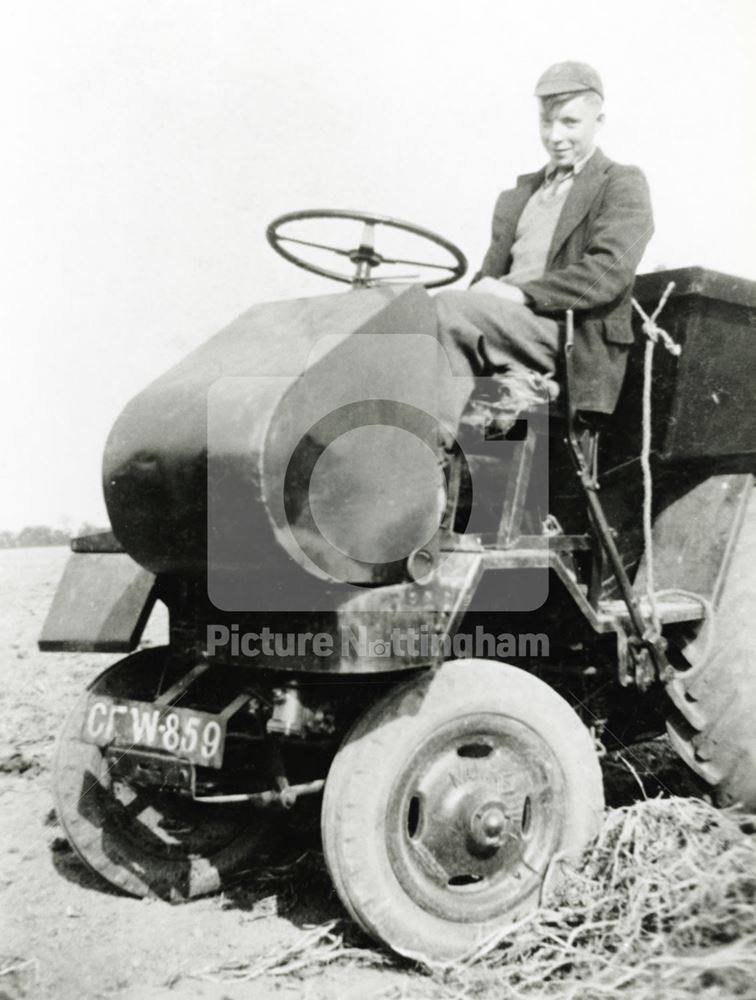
[321,659,603,962]
[53,647,275,900]
[666,484,756,809]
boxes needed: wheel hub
[468,800,510,854]
[386,713,564,922]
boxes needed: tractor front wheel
[321,659,604,962]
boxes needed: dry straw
[195,796,756,999]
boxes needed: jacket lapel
[547,148,610,266]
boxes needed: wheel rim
[385,713,565,922]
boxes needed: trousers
[433,288,561,435]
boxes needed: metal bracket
[563,309,671,687]
[154,661,212,707]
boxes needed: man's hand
[470,276,527,305]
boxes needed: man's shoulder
[585,151,652,195]
[599,157,652,206]
[601,157,649,182]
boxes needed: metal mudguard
[39,541,157,653]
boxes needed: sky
[2,0,754,531]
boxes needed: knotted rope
[631,282,680,633]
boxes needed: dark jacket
[477,148,654,413]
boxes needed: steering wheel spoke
[275,235,354,258]
[266,209,467,289]
[368,275,420,284]
[378,255,460,271]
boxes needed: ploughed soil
[0,546,700,1000]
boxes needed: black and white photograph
[1,2,755,998]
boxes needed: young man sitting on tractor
[435,60,655,426]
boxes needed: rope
[630,288,717,684]
[631,282,679,634]
[641,338,659,632]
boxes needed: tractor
[40,210,756,960]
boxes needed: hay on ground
[195,797,756,999]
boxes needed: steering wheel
[266,209,467,289]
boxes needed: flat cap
[534,61,604,99]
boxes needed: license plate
[81,696,226,768]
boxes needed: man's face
[539,93,603,168]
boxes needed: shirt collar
[545,146,596,181]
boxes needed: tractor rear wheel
[53,647,275,899]
[666,484,756,809]
[321,659,604,962]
